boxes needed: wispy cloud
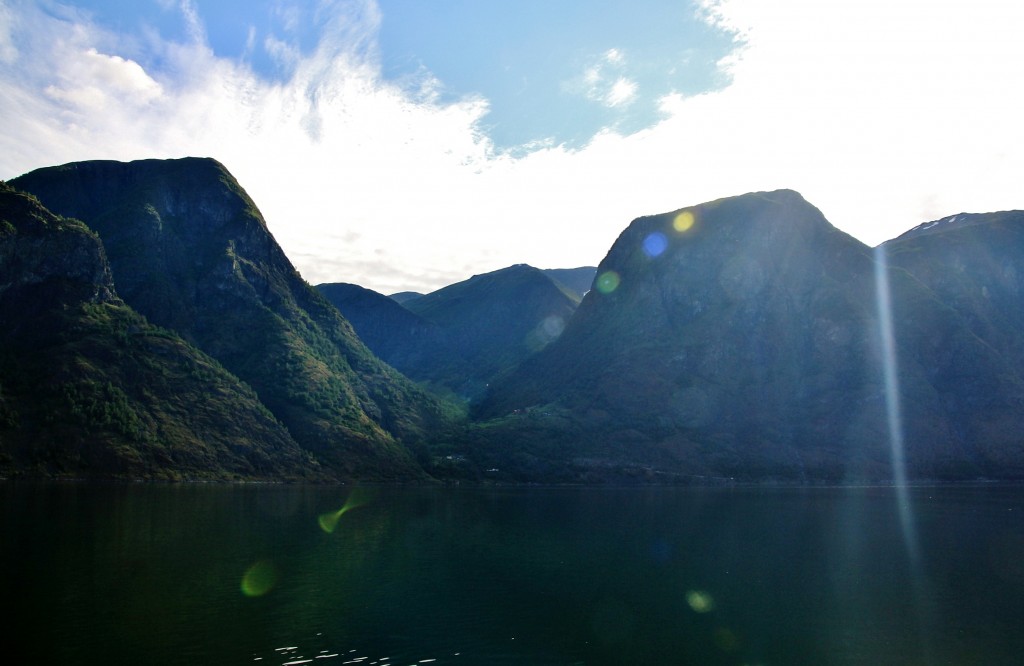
[570,47,640,109]
[606,77,638,107]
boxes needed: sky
[1,0,1022,295]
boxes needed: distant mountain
[322,265,586,401]
[475,190,1024,482]
[316,282,446,377]
[883,209,1024,411]
[389,291,423,304]
[894,211,1007,242]
[543,267,597,299]
[400,264,581,400]
[0,182,317,480]
[12,158,460,480]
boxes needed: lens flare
[318,489,371,533]
[596,271,621,294]
[643,232,668,257]
[673,211,695,233]
[241,560,278,597]
[873,247,918,560]
[686,589,715,613]
[874,246,934,661]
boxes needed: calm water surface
[3,483,1023,665]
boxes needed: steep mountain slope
[0,182,317,480]
[476,190,1024,482]
[316,282,446,377]
[12,158,459,480]
[883,210,1024,371]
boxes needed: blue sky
[374,0,733,149]
[59,0,735,149]
[2,1,1023,294]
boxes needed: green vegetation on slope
[13,159,465,481]
[0,182,319,480]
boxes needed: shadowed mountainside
[7,158,1024,484]
[474,190,1024,482]
[12,158,462,480]
[320,264,584,402]
[0,182,319,480]
[316,281,446,379]
[543,267,597,299]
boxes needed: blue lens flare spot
[643,232,668,257]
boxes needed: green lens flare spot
[596,271,621,294]
[317,489,372,534]
[241,560,278,597]
[686,589,715,613]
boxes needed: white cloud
[606,77,638,107]
[571,47,639,109]
[1,0,1022,296]
[178,0,206,44]
[672,0,1024,243]
[44,48,163,110]
[603,48,624,64]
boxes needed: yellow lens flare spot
[595,271,621,294]
[673,211,695,233]
[317,489,371,534]
[241,560,278,597]
[685,589,715,613]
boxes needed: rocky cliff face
[477,190,1024,482]
[12,159,459,480]
[0,182,116,315]
[0,182,317,480]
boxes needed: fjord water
[3,484,1022,665]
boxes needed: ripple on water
[253,642,461,666]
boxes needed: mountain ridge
[12,158,462,480]
[6,159,1023,483]
[0,181,320,480]
[473,189,1024,482]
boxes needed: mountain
[320,265,587,401]
[389,291,423,305]
[316,281,446,377]
[400,264,582,400]
[0,182,317,480]
[12,158,461,480]
[475,190,1024,483]
[543,267,597,299]
[883,210,1024,372]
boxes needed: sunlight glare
[872,246,918,559]
[874,245,934,662]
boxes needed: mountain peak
[893,209,1024,242]
[13,157,457,481]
